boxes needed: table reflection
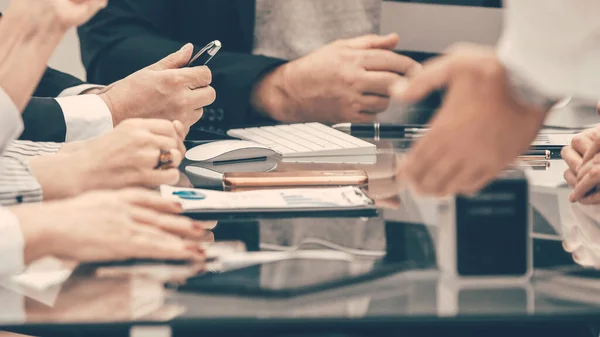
[7,164,600,327]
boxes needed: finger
[122,188,184,213]
[344,33,399,50]
[391,55,454,103]
[563,227,582,253]
[582,140,600,165]
[164,148,183,168]
[571,133,594,158]
[148,134,179,153]
[576,158,597,182]
[424,159,465,197]
[199,221,218,230]
[173,120,186,140]
[187,86,217,110]
[130,206,206,239]
[358,95,391,114]
[564,169,577,187]
[360,49,421,75]
[140,168,181,187]
[580,192,600,205]
[402,137,446,194]
[129,227,204,261]
[572,246,595,267]
[348,112,378,123]
[359,71,404,96]
[133,119,179,138]
[164,138,186,164]
[561,146,583,173]
[147,43,194,71]
[174,65,213,89]
[570,170,600,202]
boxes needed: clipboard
[160,185,378,220]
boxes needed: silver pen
[187,40,222,67]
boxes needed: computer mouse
[185,140,277,163]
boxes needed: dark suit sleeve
[78,1,286,131]
[19,98,67,142]
[34,67,87,98]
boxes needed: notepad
[160,185,376,219]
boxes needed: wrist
[29,154,87,200]
[80,87,104,95]
[250,64,292,122]
[3,2,67,38]
[0,4,66,109]
[505,66,558,116]
[9,204,53,264]
[98,93,118,126]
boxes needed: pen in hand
[187,40,222,67]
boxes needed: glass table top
[1,137,599,333]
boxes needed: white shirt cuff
[55,95,114,142]
[58,84,104,97]
[0,208,25,276]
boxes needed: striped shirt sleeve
[0,156,42,206]
[4,140,62,159]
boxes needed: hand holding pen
[187,40,222,67]
[96,42,220,131]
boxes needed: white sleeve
[499,0,600,100]
[58,84,104,97]
[55,95,114,142]
[0,207,25,276]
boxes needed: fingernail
[192,221,206,231]
[572,252,581,263]
[173,203,184,212]
[180,43,192,51]
[562,240,571,252]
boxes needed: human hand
[251,33,420,124]
[9,188,207,264]
[99,43,216,132]
[17,0,108,30]
[567,128,600,204]
[562,203,600,268]
[561,127,600,201]
[30,119,187,200]
[392,44,548,196]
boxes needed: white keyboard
[227,123,376,158]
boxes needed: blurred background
[0,0,503,80]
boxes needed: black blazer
[78,0,285,133]
[20,68,88,142]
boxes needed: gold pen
[515,160,550,170]
[518,150,551,161]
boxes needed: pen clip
[188,40,222,66]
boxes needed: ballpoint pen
[518,150,551,161]
[332,123,429,134]
[187,40,222,67]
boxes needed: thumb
[147,43,194,71]
[391,56,452,103]
[345,33,400,50]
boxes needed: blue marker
[173,190,206,200]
